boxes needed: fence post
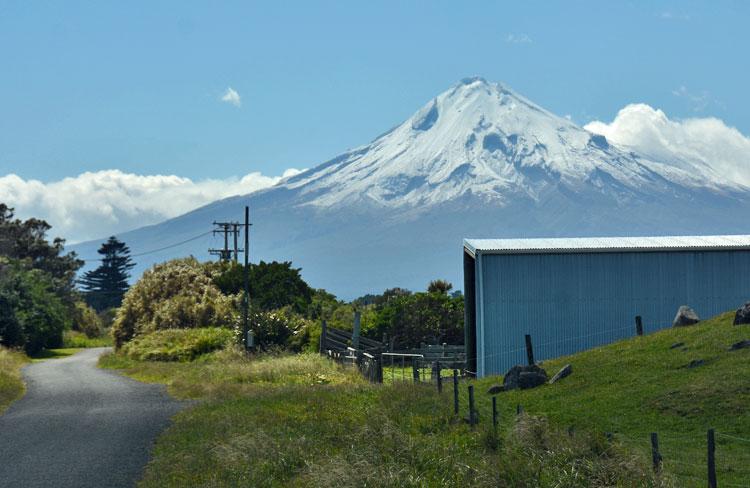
[436,360,442,393]
[319,319,328,354]
[453,370,459,415]
[492,396,498,430]
[650,433,662,472]
[525,334,535,365]
[352,311,361,350]
[708,429,717,488]
[412,361,420,383]
[468,385,476,427]
[635,316,644,336]
[516,404,523,415]
[376,356,383,383]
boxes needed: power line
[78,230,213,262]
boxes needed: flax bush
[112,258,237,348]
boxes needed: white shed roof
[464,235,750,256]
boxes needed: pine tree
[79,236,135,311]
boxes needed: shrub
[72,302,103,338]
[121,327,235,361]
[112,258,237,348]
[63,330,112,348]
[0,262,69,354]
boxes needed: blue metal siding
[477,250,750,377]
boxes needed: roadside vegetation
[0,346,28,413]
[0,204,112,355]
[101,348,664,487]
[101,298,750,487]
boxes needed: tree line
[2,203,464,355]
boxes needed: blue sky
[1,0,748,182]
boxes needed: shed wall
[476,250,750,376]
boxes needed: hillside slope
[72,78,750,298]
[474,311,750,486]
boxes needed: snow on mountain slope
[72,78,750,298]
[275,77,740,212]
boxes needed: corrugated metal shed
[465,235,750,256]
[464,234,750,378]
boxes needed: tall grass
[0,346,28,413]
[101,348,667,487]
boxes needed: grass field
[469,311,750,486]
[0,346,29,413]
[102,351,674,486]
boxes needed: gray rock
[518,371,548,389]
[669,342,685,349]
[673,306,700,327]
[729,339,750,351]
[734,302,750,325]
[549,364,572,384]
[503,364,548,391]
[486,384,504,395]
[686,359,705,369]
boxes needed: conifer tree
[79,236,135,310]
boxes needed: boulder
[734,302,750,325]
[549,364,572,384]
[672,306,700,327]
[729,339,750,351]
[686,359,705,369]
[486,384,504,395]
[503,364,548,391]
[519,371,548,389]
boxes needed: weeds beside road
[0,346,28,413]
[101,349,667,487]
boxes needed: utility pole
[209,221,242,262]
[242,206,251,349]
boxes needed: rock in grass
[486,384,504,395]
[729,339,750,351]
[673,306,700,327]
[518,371,548,389]
[503,364,548,391]
[549,364,572,384]
[669,342,685,350]
[686,359,705,369]
[734,302,750,325]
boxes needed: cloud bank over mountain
[585,104,750,187]
[0,168,301,242]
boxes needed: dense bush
[72,301,103,338]
[121,327,234,361]
[112,258,237,348]
[211,261,313,314]
[0,261,69,354]
[370,291,463,347]
[249,307,313,351]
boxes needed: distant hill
[72,78,750,298]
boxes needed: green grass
[63,330,113,348]
[469,311,750,487]
[121,327,233,362]
[0,346,29,413]
[30,347,83,362]
[102,347,668,486]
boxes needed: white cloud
[221,87,241,107]
[0,168,304,243]
[584,104,750,187]
[672,85,712,112]
[506,33,532,44]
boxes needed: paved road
[0,348,184,488]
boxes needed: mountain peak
[281,78,721,211]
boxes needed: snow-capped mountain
[72,78,750,298]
